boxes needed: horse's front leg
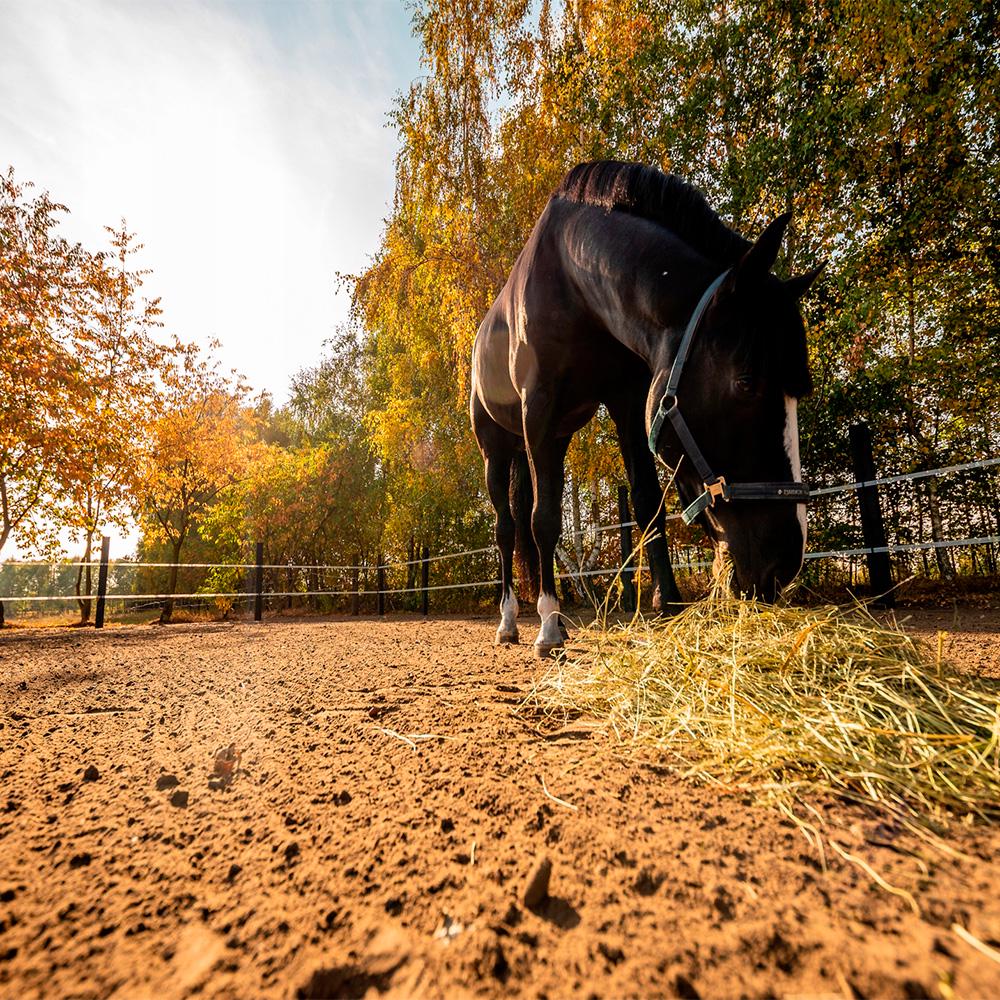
[523,391,572,657]
[608,393,683,613]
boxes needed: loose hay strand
[952,923,1000,965]
[526,589,1000,836]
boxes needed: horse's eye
[734,374,754,395]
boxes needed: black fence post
[618,485,637,613]
[420,546,429,617]
[377,560,386,616]
[254,541,264,622]
[94,536,111,629]
[351,564,360,616]
[849,423,894,607]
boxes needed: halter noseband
[647,268,811,526]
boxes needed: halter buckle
[705,477,728,506]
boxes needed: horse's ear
[784,263,825,299]
[737,212,792,283]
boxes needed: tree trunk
[925,479,953,579]
[979,503,997,574]
[160,539,183,623]
[554,474,584,603]
[405,535,417,607]
[76,532,94,623]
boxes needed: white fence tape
[2,456,997,606]
[2,537,993,605]
[808,455,1000,498]
[803,535,1000,560]
[7,454,997,573]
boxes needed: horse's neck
[560,208,717,370]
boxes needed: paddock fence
[1,424,998,626]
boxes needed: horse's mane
[555,160,811,396]
[554,161,751,265]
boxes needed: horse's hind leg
[487,454,520,644]
[522,390,572,656]
[472,398,520,644]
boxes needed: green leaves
[345,0,999,565]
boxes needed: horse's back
[472,194,639,438]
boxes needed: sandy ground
[1,609,1000,1000]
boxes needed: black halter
[647,269,811,526]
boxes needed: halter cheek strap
[647,268,811,526]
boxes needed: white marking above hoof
[534,592,564,654]
[495,587,519,646]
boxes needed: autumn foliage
[2,1,999,620]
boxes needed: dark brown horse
[470,162,820,654]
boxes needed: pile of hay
[528,595,1000,830]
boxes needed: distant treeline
[3,0,998,622]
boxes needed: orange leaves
[138,347,254,554]
[1,168,92,552]
[2,169,187,560]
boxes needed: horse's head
[648,213,821,602]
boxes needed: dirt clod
[522,857,552,910]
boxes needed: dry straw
[527,587,1000,834]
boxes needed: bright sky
[1,0,420,399]
[1,0,421,558]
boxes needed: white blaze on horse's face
[783,395,807,564]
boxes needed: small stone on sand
[82,765,99,782]
[169,789,189,808]
[156,774,179,791]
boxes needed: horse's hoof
[495,630,519,645]
[653,590,684,617]
[534,640,563,659]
